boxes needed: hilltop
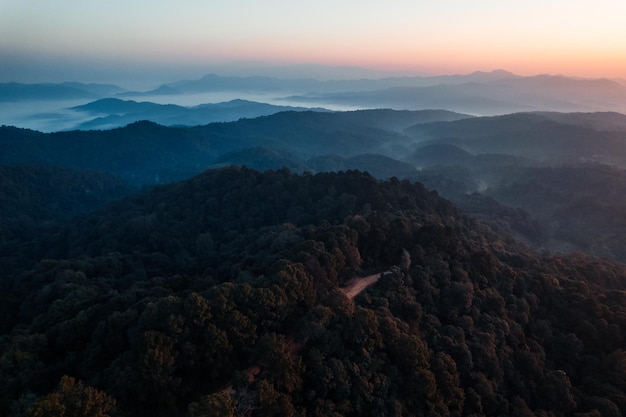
[2,168,626,416]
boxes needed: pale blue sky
[1,0,625,86]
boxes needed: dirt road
[340,273,382,299]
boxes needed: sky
[1,0,626,87]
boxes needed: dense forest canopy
[2,167,626,417]
[6,109,626,264]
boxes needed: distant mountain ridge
[4,109,626,186]
[70,98,329,129]
[5,107,626,267]
[116,71,626,115]
[404,112,626,164]
[3,70,626,131]
[0,109,470,184]
[0,82,125,101]
[120,69,520,97]
[0,70,519,102]
[285,75,626,115]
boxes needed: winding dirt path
[340,273,382,299]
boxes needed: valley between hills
[3,71,626,416]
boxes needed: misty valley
[3,71,626,416]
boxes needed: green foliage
[0,165,133,278]
[24,375,117,417]
[188,391,235,417]
[2,167,626,417]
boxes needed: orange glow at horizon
[181,36,626,79]
[2,0,626,81]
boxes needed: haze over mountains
[5,0,626,412]
[70,98,327,131]
[4,68,626,261]
[5,67,626,416]
[4,104,626,262]
[3,70,626,132]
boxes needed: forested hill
[2,167,626,417]
[0,109,469,185]
[0,165,134,272]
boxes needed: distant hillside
[0,165,132,224]
[58,82,127,96]
[404,112,626,165]
[480,164,626,259]
[531,111,626,132]
[142,69,519,95]
[0,109,469,185]
[212,146,309,172]
[6,109,626,263]
[285,75,626,115]
[0,82,125,101]
[4,109,625,185]
[0,164,133,271]
[308,153,418,179]
[399,117,626,261]
[117,84,180,97]
[71,98,329,130]
[7,71,626,132]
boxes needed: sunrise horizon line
[2,61,624,90]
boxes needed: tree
[254,333,303,393]
[25,375,117,417]
[188,391,235,417]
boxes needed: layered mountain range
[4,108,626,262]
[3,70,626,132]
[3,70,626,416]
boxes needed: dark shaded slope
[309,153,418,179]
[0,164,132,227]
[405,113,626,165]
[46,168,453,276]
[2,168,626,417]
[0,110,466,185]
[0,164,134,273]
[71,98,327,130]
[212,146,309,172]
[398,116,626,262]
[0,121,214,185]
[7,110,626,265]
[483,163,626,258]
[532,111,626,132]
